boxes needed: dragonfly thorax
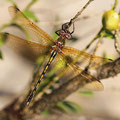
[52,37,65,53]
[52,29,72,53]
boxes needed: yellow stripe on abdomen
[26,51,57,105]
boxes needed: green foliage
[103,30,114,39]
[56,101,82,113]
[11,23,31,41]
[0,51,2,59]
[36,55,45,64]
[23,0,40,22]
[23,10,39,22]
[6,0,39,22]
[0,38,4,47]
[112,0,118,10]
[51,32,59,41]
[79,91,94,97]
[36,71,56,94]
[3,0,119,114]
[0,33,9,43]
[42,109,50,116]
[0,32,10,59]
[25,0,39,10]
[36,56,66,95]
[97,27,115,39]
[6,0,17,7]
[102,52,114,61]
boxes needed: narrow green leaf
[42,109,50,116]
[0,39,4,47]
[0,32,9,46]
[79,91,94,97]
[23,10,39,22]
[51,32,59,40]
[36,55,45,64]
[56,101,82,113]
[25,0,39,10]
[0,51,3,59]
[102,52,114,61]
[6,0,17,7]
[112,0,118,10]
[103,31,114,39]
[10,23,31,41]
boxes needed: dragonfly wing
[8,6,54,46]
[0,32,51,61]
[61,46,112,70]
[83,80,104,91]
[55,53,104,91]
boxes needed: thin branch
[29,71,98,113]
[68,0,94,27]
[24,0,39,10]
[27,57,120,113]
[97,58,120,79]
[0,57,120,119]
[112,0,118,10]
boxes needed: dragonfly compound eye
[65,33,71,39]
[102,10,120,31]
[60,30,65,35]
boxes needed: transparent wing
[0,32,51,61]
[54,53,104,91]
[54,46,111,91]
[8,6,54,46]
[61,46,112,70]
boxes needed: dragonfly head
[62,22,75,39]
[56,22,74,39]
[59,29,72,39]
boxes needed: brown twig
[68,0,94,27]
[28,57,120,114]
[0,58,120,119]
[61,0,94,31]
[97,58,120,79]
[28,71,99,113]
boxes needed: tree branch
[29,58,120,113]
[0,58,120,119]
[97,57,120,79]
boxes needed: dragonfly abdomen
[27,51,57,105]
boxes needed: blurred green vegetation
[56,101,82,113]
[1,0,120,115]
[79,91,94,97]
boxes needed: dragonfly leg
[114,30,120,54]
[26,51,57,105]
[70,22,75,34]
[55,30,60,36]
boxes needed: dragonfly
[0,6,112,106]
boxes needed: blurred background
[0,0,120,119]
